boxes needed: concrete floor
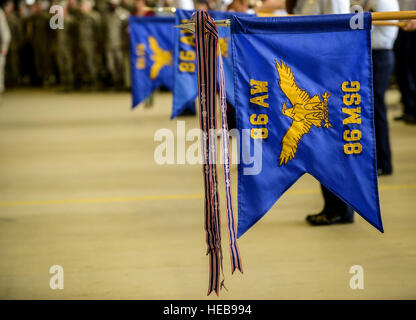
[0,88,415,299]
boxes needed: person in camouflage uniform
[77,0,101,89]
[103,0,129,89]
[19,1,37,85]
[120,0,134,12]
[55,0,76,90]
[65,0,83,88]
[28,1,54,86]
[3,0,23,87]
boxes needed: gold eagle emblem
[275,60,332,166]
[149,36,172,80]
[218,37,229,58]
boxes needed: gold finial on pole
[143,6,176,13]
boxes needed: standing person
[225,0,251,128]
[56,0,76,91]
[78,0,101,89]
[195,0,209,11]
[394,0,416,124]
[67,0,83,88]
[31,0,52,87]
[259,0,287,15]
[227,0,249,12]
[352,0,399,176]
[68,0,80,15]
[284,0,356,226]
[103,0,129,89]
[156,0,194,12]
[3,0,23,87]
[96,0,109,89]
[308,0,400,227]
[172,0,194,10]
[120,0,134,12]
[131,0,153,16]
[0,2,11,101]
[19,1,39,85]
[287,0,348,14]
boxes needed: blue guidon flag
[231,13,383,237]
[171,9,244,119]
[129,16,175,108]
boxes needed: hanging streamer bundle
[194,10,243,296]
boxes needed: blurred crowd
[0,0,281,92]
[0,0,414,99]
[1,0,160,91]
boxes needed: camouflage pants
[79,42,97,86]
[5,48,20,86]
[57,47,74,87]
[34,46,52,85]
[106,47,124,86]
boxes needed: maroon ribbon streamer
[194,10,243,296]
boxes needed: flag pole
[174,11,416,31]
[372,10,416,21]
[373,21,407,27]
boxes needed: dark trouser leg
[226,102,237,130]
[394,30,407,115]
[177,100,196,115]
[405,32,416,117]
[306,184,353,224]
[373,50,394,173]
[321,184,353,217]
[394,30,416,117]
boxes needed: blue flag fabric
[171,10,243,119]
[129,16,175,108]
[231,13,383,237]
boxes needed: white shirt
[398,0,416,11]
[294,0,351,15]
[175,0,195,10]
[353,0,400,50]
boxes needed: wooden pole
[372,21,407,28]
[175,11,416,30]
[142,8,416,21]
[255,9,416,21]
[372,10,416,21]
[257,10,416,21]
